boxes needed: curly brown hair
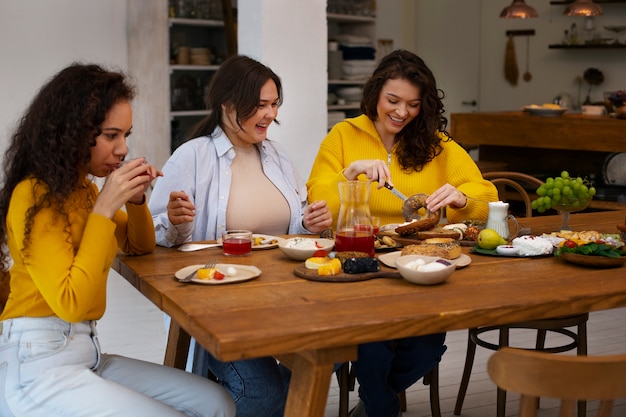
[0,63,135,272]
[360,49,451,172]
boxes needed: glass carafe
[335,180,374,256]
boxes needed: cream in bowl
[278,237,335,261]
[395,254,456,285]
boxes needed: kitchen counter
[450,111,626,210]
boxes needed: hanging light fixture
[500,0,538,19]
[563,0,603,16]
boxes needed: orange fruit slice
[318,258,342,276]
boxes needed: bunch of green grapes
[531,171,596,213]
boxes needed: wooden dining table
[112,210,626,417]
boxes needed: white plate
[378,251,472,269]
[175,264,262,285]
[216,234,285,250]
[523,106,567,117]
[252,234,285,249]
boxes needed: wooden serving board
[293,264,401,282]
[379,229,476,247]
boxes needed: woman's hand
[426,183,468,212]
[344,159,392,189]
[93,158,163,218]
[303,200,333,233]
[167,190,195,225]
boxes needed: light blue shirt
[148,128,310,247]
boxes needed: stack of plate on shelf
[336,86,362,103]
[190,48,211,65]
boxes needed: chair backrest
[482,171,544,218]
[488,347,626,417]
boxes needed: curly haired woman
[308,50,497,417]
[0,63,235,417]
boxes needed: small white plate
[252,234,285,249]
[378,251,472,269]
[175,264,262,285]
[216,234,285,250]
[496,245,519,256]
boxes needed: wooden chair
[454,171,589,417]
[336,363,440,417]
[488,347,626,417]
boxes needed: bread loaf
[400,238,461,259]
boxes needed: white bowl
[395,254,456,285]
[496,245,519,256]
[278,238,335,261]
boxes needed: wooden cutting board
[379,228,475,246]
[293,264,401,282]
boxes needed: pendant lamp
[500,0,538,19]
[563,0,603,16]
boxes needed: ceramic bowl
[278,238,335,261]
[395,254,456,285]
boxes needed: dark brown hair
[0,63,135,272]
[187,55,283,139]
[361,49,450,172]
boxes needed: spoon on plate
[177,242,222,252]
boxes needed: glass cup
[222,230,252,257]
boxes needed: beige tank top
[226,145,291,235]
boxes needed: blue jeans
[352,333,447,417]
[193,343,290,417]
[0,317,235,417]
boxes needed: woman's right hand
[92,158,159,218]
[167,190,195,225]
[344,159,392,189]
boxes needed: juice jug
[335,180,375,256]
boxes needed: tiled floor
[99,269,626,417]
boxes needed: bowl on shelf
[395,254,456,285]
[278,238,335,261]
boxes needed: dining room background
[1,0,624,181]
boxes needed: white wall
[0,0,128,161]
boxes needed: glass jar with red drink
[335,180,375,257]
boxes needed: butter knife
[383,183,407,201]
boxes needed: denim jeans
[0,317,235,417]
[352,333,447,417]
[193,343,290,417]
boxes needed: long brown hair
[187,55,283,140]
[361,49,451,172]
[0,63,135,272]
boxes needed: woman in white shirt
[149,55,332,417]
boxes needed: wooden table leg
[164,319,191,369]
[279,346,357,417]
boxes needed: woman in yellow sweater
[308,50,498,417]
[0,63,235,417]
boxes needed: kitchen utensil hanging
[523,36,532,82]
[504,30,535,86]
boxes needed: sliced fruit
[305,257,333,270]
[318,258,342,276]
[196,268,216,280]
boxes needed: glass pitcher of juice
[335,180,375,256]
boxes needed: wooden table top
[113,210,626,417]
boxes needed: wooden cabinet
[450,112,626,209]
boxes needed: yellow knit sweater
[1,178,155,322]
[307,115,498,226]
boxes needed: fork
[179,258,216,282]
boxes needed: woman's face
[223,79,279,147]
[374,77,421,138]
[88,100,132,177]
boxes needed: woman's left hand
[426,183,467,213]
[303,200,333,233]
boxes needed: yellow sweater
[307,115,498,226]
[1,178,155,322]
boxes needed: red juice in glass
[222,230,252,256]
[335,229,375,257]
